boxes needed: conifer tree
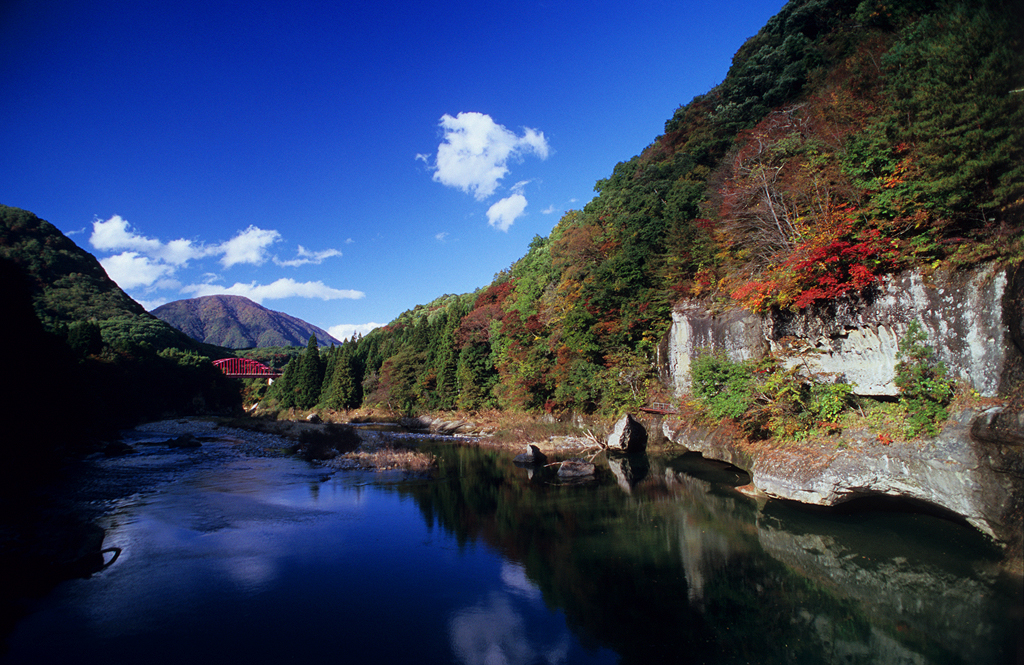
[320,344,338,400]
[271,356,299,409]
[295,335,324,410]
[434,304,463,409]
[324,344,358,410]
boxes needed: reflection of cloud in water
[449,593,570,665]
[225,552,277,592]
[500,560,541,600]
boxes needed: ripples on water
[1,421,1020,665]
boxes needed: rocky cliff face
[663,263,1023,397]
[659,263,1024,571]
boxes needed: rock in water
[557,459,596,478]
[607,414,647,453]
[513,444,547,465]
[166,434,201,448]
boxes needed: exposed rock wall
[663,263,1023,397]
[663,408,1024,572]
[659,263,1023,570]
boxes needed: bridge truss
[213,357,283,379]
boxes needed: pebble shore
[130,418,295,457]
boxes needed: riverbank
[235,406,1024,576]
[154,407,1023,577]
[241,407,612,451]
[663,406,1024,577]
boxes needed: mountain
[0,204,148,324]
[152,295,342,348]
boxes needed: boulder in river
[513,444,547,466]
[557,459,596,479]
[607,414,647,453]
[166,434,201,448]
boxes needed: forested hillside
[270,0,1023,417]
[0,206,239,465]
[0,205,232,355]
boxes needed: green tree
[66,320,103,356]
[295,335,324,410]
[882,2,1024,222]
[456,343,496,410]
[269,356,299,408]
[324,344,359,410]
[374,347,425,413]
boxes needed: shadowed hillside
[0,206,241,459]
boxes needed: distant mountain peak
[151,295,341,348]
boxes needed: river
[1,419,1020,664]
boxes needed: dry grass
[333,447,436,473]
[485,411,609,447]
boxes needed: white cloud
[90,215,207,265]
[90,215,160,253]
[181,278,365,303]
[327,322,384,341]
[486,193,528,232]
[435,232,449,242]
[218,225,281,268]
[153,278,183,291]
[88,215,354,302]
[90,215,287,271]
[431,112,549,201]
[274,245,342,267]
[99,251,176,289]
[136,297,168,311]
[541,205,557,215]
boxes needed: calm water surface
[2,422,1020,664]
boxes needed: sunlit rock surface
[664,262,1022,397]
[663,409,1024,571]
[660,262,1023,568]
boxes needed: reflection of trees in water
[392,444,1016,664]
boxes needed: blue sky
[1,0,785,341]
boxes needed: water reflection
[447,558,592,665]
[406,443,1021,664]
[4,431,1019,665]
[500,560,543,600]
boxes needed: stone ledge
[663,408,1023,572]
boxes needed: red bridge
[213,357,283,379]
[639,402,678,415]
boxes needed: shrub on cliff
[691,352,756,421]
[894,321,954,437]
[691,351,855,440]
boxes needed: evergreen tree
[295,335,324,410]
[456,343,496,410]
[434,305,463,409]
[320,344,338,400]
[324,344,359,410]
[270,356,299,409]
